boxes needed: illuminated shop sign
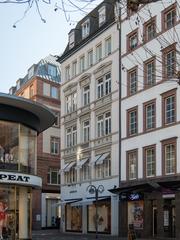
[121,193,143,201]
[0,172,42,188]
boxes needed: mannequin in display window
[0,201,8,240]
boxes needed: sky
[0,0,102,93]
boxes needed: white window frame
[80,162,90,181]
[66,126,77,148]
[48,168,60,185]
[51,86,58,99]
[82,19,90,39]
[165,143,175,175]
[105,37,111,56]
[65,65,70,81]
[72,60,77,77]
[97,111,111,138]
[87,50,93,67]
[98,6,106,26]
[97,72,111,99]
[83,85,90,106]
[66,92,77,114]
[51,137,59,155]
[80,55,85,73]
[128,151,137,180]
[69,31,75,49]
[96,43,102,62]
[83,120,90,143]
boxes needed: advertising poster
[128,200,144,229]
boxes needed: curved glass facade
[0,121,37,175]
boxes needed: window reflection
[0,121,37,174]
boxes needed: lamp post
[87,184,104,239]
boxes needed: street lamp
[87,184,104,239]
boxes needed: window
[69,31,75,49]
[66,126,77,147]
[127,150,137,180]
[105,37,111,56]
[127,107,137,136]
[87,50,93,67]
[144,145,156,177]
[98,6,106,26]
[144,58,155,87]
[80,55,85,73]
[51,86,58,99]
[29,84,34,98]
[83,120,90,142]
[163,46,176,79]
[105,73,111,95]
[83,85,90,106]
[144,100,156,131]
[163,4,176,30]
[97,72,111,99]
[65,167,77,184]
[65,65,70,81]
[51,137,60,155]
[82,19,90,38]
[47,168,60,185]
[28,66,34,79]
[72,61,77,77]
[105,112,111,135]
[97,112,111,138]
[97,115,104,137]
[80,162,90,181]
[96,43,102,62]
[127,30,138,51]
[48,64,57,78]
[144,18,156,42]
[97,78,104,99]
[162,138,176,175]
[128,68,137,95]
[66,92,77,113]
[95,154,111,179]
[162,89,176,126]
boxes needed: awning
[60,163,70,173]
[64,162,76,172]
[54,199,81,207]
[76,158,89,169]
[90,154,101,165]
[96,152,110,165]
[71,197,109,206]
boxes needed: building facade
[9,55,61,229]
[110,0,180,239]
[58,0,120,236]
[0,92,55,239]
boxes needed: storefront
[63,198,111,234]
[0,93,55,239]
[110,179,180,239]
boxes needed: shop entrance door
[152,207,157,237]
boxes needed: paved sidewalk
[32,229,126,240]
[32,229,176,240]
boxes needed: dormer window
[82,19,90,39]
[48,64,57,78]
[16,80,20,90]
[98,6,106,26]
[69,31,75,49]
[28,66,34,79]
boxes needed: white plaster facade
[59,6,120,235]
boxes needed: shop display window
[65,205,82,232]
[88,201,111,233]
[128,200,144,230]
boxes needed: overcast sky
[0,0,102,93]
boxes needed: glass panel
[19,125,36,174]
[0,121,19,172]
[66,205,82,231]
[88,201,111,233]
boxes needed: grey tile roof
[58,0,116,63]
